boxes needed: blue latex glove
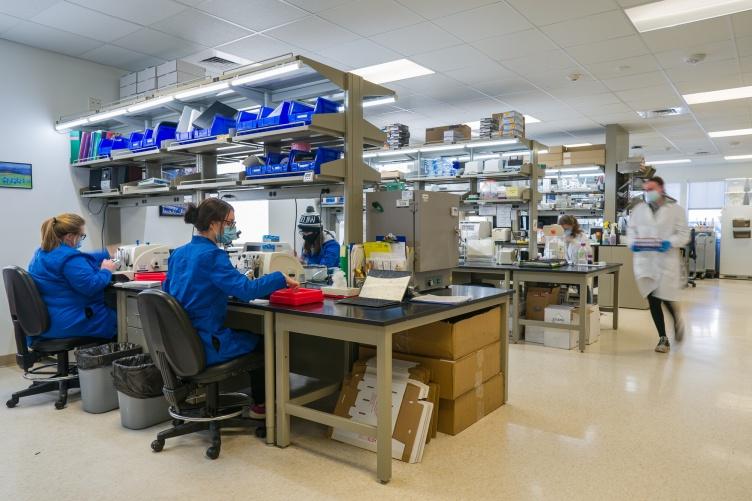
[659,240,671,253]
[629,244,640,252]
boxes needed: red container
[270,288,324,306]
[134,271,167,283]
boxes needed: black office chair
[3,266,103,409]
[137,289,266,460]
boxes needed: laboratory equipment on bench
[238,251,305,283]
[492,227,512,242]
[496,248,518,265]
[460,220,492,240]
[303,265,328,283]
[366,190,460,291]
[114,244,170,280]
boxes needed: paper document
[113,281,161,289]
[359,275,411,301]
[411,294,472,304]
[496,206,512,227]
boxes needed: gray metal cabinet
[598,245,648,310]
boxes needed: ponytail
[183,199,232,232]
[41,213,85,252]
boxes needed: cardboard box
[543,304,600,349]
[136,78,155,93]
[539,152,563,167]
[563,145,605,166]
[548,145,564,154]
[525,286,559,321]
[525,326,545,344]
[157,71,202,89]
[120,72,137,88]
[359,341,501,400]
[137,66,156,82]
[438,373,504,435]
[157,59,205,77]
[425,124,471,144]
[119,83,137,99]
[392,307,502,360]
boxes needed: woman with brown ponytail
[28,213,118,342]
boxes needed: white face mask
[645,190,661,204]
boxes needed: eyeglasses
[79,234,87,241]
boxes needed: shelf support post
[605,124,628,223]
[343,73,365,245]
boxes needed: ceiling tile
[640,17,732,52]
[673,74,745,94]
[79,44,163,71]
[317,38,400,67]
[665,58,740,83]
[543,80,610,99]
[319,0,422,37]
[731,10,752,35]
[0,0,60,19]
[602,71,670,92]
[113,28,206,59]
[196,0,307,31]
[541,10,636,48]
[565,35,648,64]
[150,9,251,46]
[397,0,497,20]
[411,44,493,73]
[738,36,752,58]
[1,20,102,56]
[615,85,682,109]
[564,92,623,108]
[577,101,633,115]
[506,0,618,26]
[741,56,752,74]
[653,40,736,70]
[585,54,660,79]
[0,12,20,33]
[31,2,141,43]
[444,62,517,85]
[285,0,353,12]
[219,34,297,62]
[432,3,531,43]
[68,0,186,25]
[265,16,359,51]
[371,22,461,56]
[475,77,537,96]
[501,50,576,76]
[473,29,557,61]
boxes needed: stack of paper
[479,117,499,138]
[383,123,410,149]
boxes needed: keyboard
[336,297,401,308]
[518,259,568,268]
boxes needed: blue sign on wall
[0,162,32,189]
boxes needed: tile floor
[1,280,750,500]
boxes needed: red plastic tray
[270,288,324,306]
[134,271,167,283]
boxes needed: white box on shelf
[120,83,137,99]
[137,78,156,93]
[464,160,484,176]
[483,159,503,173]
[137,66,156,82]
[157,71,202,89]
[157,60,205,77]
[120,72,137,88]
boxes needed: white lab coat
[565,232,592,264]
[627,201,689,301]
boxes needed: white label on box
[303,171,314,183]
[402,190,413,200]
[479,205,496,216]
[422,194,429,202]
[396,199,410,207]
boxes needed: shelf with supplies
[364,137,533,162]
[540,188,604,195]
[537,208,604,217]
[463,198,529,205]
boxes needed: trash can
[113,354,170,430]
[75,343,142,414]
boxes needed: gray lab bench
[453,263,622,352]
[112,283,512,484]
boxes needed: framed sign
[0,162,32,189]
[159,204,187,217]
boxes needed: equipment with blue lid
[173,114,235,145]
[244,147,342,178]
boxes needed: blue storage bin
[235,110,259,132]
[98,138,114,157]
[131,129,153,150]
[257,101,291,129]
[127,131,145,150]
[288,97,339,124]
[111,136,129,152]
[193,115,235,139]
[244,152,285,177]
[292,147,341,174]
[140,124,177,150]
[175,131,192,141]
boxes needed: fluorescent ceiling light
[625,0,752,33]
[420,144,466,153]
[524,115,541,124]
[217,145,246,151]
[645,159,691,165]
[725,154,752,160]
[175,81,229,100]
[231,62,301,87]
[684,85,752,105]
[363,96,396,108]
[708,128,752,138]
[557,166,602,173]
[474,154,501,161]
[379,148,419,157]
[538,149,549,155]
[564,143,592,148]
[55,117,89,131]
[127,95,175,113]
[363,151,380,159]
[501,151,530,158]
[471,139,518,148]
[87,108,127,124]
[352,59,434,85]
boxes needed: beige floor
[1,279,751,500]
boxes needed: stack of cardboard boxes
[359,307,505,435]
[492,111,525,139]
[524,286,601,349]
[119,60,205,100]
[539,145,606,168]
[425,124,471,144]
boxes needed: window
[231,200,269,243]
[665,182,681,202]
[687,181,724,209]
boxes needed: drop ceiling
[1,0,752,163]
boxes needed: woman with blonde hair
[28,213,118,342]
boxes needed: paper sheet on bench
[411,294,472,304]
[359,275,411,301]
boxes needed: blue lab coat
[302,231,340,268]
[28,245,116,343]
[164,235,287,366]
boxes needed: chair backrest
[136,289,205,379]
[2,266,49,337]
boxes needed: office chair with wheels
[137,289,265,460]
[2,266,103,409]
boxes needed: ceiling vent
[637,107,686,119]
[198,56,240,69]
[694,151,710,156]
[183,49,252,75]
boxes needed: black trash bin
[75,343,142,414]
[113,354,169,429]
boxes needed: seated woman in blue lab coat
[164,198,298,417]
[28,213,118,343]
[298,206,341,268]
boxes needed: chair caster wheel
[172,419,184,426]
[206,446,220,460]
[54,400,66,410]
[151,439,164,452]
[6,397,18,408]
[255,427,267,439]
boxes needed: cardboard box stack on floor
[360,307,505,436]
[331,357,438,463]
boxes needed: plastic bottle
[587,248,594,265]
[576,242,588,265]
[608,228,617,245]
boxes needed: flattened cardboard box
[359,341,501,400]
[425,124,471,144]
[392,307,501,360]
[438,373,504,436]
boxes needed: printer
[114,244,170,280]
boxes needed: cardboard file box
[438,373,504,435]
[543,304,600,349]
[525,286,559,321]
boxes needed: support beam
[344,73,365,246]
[605,124,629,223]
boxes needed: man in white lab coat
[627,176,689,353]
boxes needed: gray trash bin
[113,354,169,429]
[75,343,142,414]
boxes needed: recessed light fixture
[231,62,301,86]
[472,139,519,148]
[564,143,592,148]
[379,148,419,157]
[708,128,752,138]
[645,159,692,165]
[725,154,752,160]
[420,144,466,153]
[625,0,752,33]
[363,96,396,108]
[54,117,89,131]
[352,59,434,84]
[87,109,127,124]
[683,85,752,105]
[127,95,175,113]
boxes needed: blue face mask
[74,239,83,249]
[645,190,661,204]
[564,229,572,238]
[218,223,239,245]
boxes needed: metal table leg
[612,270,620,330]
[376,331,393,484]
[512,276,521,343]
[578,276,589,353]
[116,290,127,343]
[263,312,275,445]
[275,326,291,448]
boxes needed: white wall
[269,199,317,255]
[120,206,194,247]
[0,39,121,356]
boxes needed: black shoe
[655,336,670,353]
